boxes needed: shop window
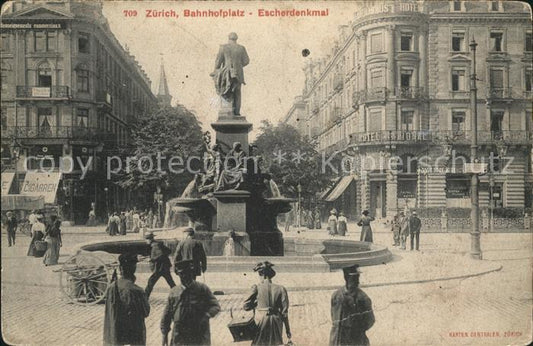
[38,107,53,137]
[490,32,503,52]
[370,33,383,53]
[451,69,466,91]
[446,175,470,198]
[400,33,413,51]
[78,33,90,54]
[452,32,465,52]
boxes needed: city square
[1,1,532,345]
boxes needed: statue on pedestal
[211,32,249,116]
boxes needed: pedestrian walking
[400,213,409,250]
[330,264,375,346]
[409,211,422,251]
[144,232,176,299]
[119,212,127,235]
[103,253,150,346]
[43,215,62,266]
[174,228,207,280]
[328,209,338,235]
[125,209,133,231]
[5,211,17,247]
[357,210,374,243]
[87,208,97,226]
[243,261,292,346]
[27,214,46,256]
[160,259,220,346]
[391,212,405,247]
[132,210,140,233]
[108,212,120,236]
[337,212,348,236]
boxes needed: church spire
[157,56,172,106]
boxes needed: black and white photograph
[1,0,532,345]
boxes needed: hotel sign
[31,87,51,97]
[355,1,420,17]
[1,22,65,30]
[351,131,430,144]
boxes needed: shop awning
[20,172,62,204]
[1,172,15,195]
[324,176,356,202]
[1,195,45,211]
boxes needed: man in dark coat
[408,211,422,251]
[161,259,220,346]
[103,253,150,346]
[212,32,250,116]
[144,232,176,299]
[330,264,375,346]
[6,211,17,246]
[174,228,207,279]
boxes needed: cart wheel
[59,251,113,305]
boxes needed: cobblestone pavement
[2,231,532,345]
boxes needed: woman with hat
[337,211,348,236]
[243,261,292,345]
[357,210,375,243]
[328,209,338,236]
[43,215,62,265]
[27,213,46,257]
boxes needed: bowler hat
[174,259,194,273]
[118,253,138,267]
[342,264,361,277]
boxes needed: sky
[103,1,359,138]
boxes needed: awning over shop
[324,176,356,202]
[1,195,45,211]
[20,172,62,204]
[1,172,15,195]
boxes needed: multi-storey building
[285,0,532,220]
[1,1,157,224]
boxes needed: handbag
[227,308,257,342]
[35,240,48,252]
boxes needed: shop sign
[20,172,62,204]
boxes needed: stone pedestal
[213,190,250,232]
[211,116,252,153]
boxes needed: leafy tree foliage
[116,105,204,204]
[252,121,338,207]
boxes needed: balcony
[361,88,388,103]
[395,86,425,99]
[1,126,115,143]
[349,130,432,146]
[97,91,113,110]
[16,86,70,100]
[434,130,532,145]
[486,87,512,102]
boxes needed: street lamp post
[469,38,482,259]
[104,187,109,219]
[297,183,302,228]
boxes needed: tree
[116,105,204,207]
[252,121,338,208]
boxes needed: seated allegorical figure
[216,142,247,191]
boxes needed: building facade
[1,1,158,224]
[286,0,532,221]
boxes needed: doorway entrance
[370,180,387,218]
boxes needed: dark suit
[174,238,207,278]
[145,241,176,298]
[408,216,422,250]
[214,41,249,115]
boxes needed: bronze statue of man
[211,32,250,116]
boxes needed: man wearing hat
[330,264,375,346]
[174,228,207,279]
[161,259,220,346]
[5,211,18,247]
[408,211,422,251]
[144,232,176,299]
[104,253,150,346]
[392,212,406,247]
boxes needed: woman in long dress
[27,214,46,256]
[328,209,338,235]
[43,215,62,266]
[119,212,127,235]
[108,213,119,236]
[243,261,292,346]
[337,211,348,236]
[357,210,375,243]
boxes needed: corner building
[286,1,532,221]
[1,1,157,224]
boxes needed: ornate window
[451,31,465,52]
[451,69,466,91]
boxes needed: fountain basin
[78,234,392,272]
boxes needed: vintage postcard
[1,0,532,345]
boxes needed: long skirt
[27,231,45,256]
[119,222,127,235]
[109,223,119,236]
[337,221,347,236]
[360,226,373,243]
[328,220,337,235]
[43,237,60,265]
[253,313,284,346]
